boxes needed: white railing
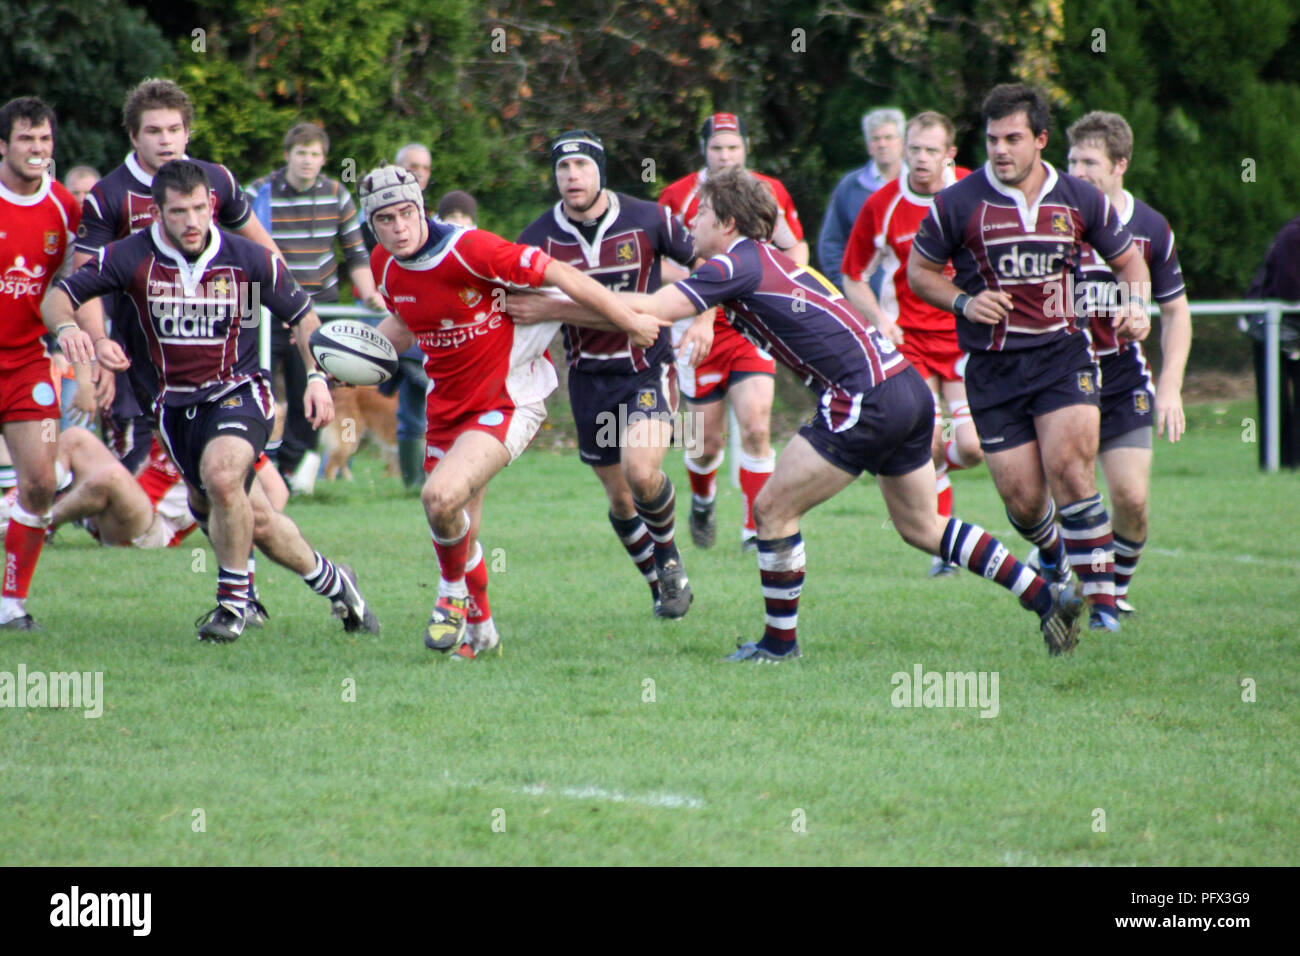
[272,300,1300,473]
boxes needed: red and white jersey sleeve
[373,226,559,427]
[0,176,80,368]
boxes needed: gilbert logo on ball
[309,320,400,386]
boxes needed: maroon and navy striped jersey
[911,161,1134,352]
[518,192,695,375]
[58,224,309,411]
[675,238,909,424]
[1077,191,1184,355]
[75,153,252,252]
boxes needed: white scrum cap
[359,164,425,226]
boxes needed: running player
[361,165,667,658]
[1065,110,1191,615]
[73,78,279,474]
[510,131,698,621]
[658,113,806,551]
[47,160,377,643]
[631,167,1084,659]
[0,97,80,630]
[908,84,1153,634]
[842,110,980,577]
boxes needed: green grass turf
[1,399,1296,865]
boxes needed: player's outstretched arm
[376,311,416,354]
[843,270,902,344]
[621,285,714,367]
[291,309,334,428]
[1154,293,1192,442]
[541,258,668,348]
[907,254,1010,325]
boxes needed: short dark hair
[698,166,776,242]
[123,78,194,138]
[151,159,210,207]
[981,83,1051,138]
[283,122,328,154]
[436,190,478,223]
[0,96,57,143]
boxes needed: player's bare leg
[452,484,500,659]
[48,427,154,545]
[683,395,726,549]
[929,378,983,577]
[727,434,856,662]
[730,374,775,551]
[1098,443,1151,614]
[0,419,58,629]
[623,414,690,618]
[876,463,1083,654]
[421,429,509,651]
[190,435,256,642]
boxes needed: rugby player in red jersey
[0,97,81,630]
[361,166,667,658]
[47,160,377,644]
[630,167,1084,660]
[658,113,807,552]
[509,131,699,622]
[843,111,982,577]
[1065,110,1191,616]
[909,84,1154,634]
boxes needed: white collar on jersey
[1116,188,1135,224]
[126,152,193,187]
[0,171,53,206]
[150,221,222,295]
[983,159,1060,233]
[897,169,949,206]
[550,191,622,268]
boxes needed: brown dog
[321,385,400,480]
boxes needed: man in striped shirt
[248,122,385,485]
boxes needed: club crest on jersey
[615,239,635,264]
[1133,391,1150,414]
[220,394,243,408]
[1077,372,1095,394]
[211,275,232,298]
[636,388,657,411]
[458,287,482,307]
[43,231,60,255]
[1050,212,1071,236]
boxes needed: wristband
[1128,295,1147,313]
[952,293,972,318]
[307,370,328,385]
[55,322,77,337]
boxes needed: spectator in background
[248,122,385,494]
[1242,213,1300,469]
[395,143,432,190]
[62,165,99,207]
[817,107,905,293]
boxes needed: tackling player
[908,84,1154,634]
[842,111,981,577]
[46,160,377,644]
[509,131,698,621]
[631,167,1084,659]
[361,165,667,659]
[1065,110,1191,614]
[658,113,807,552]
[0,97,81,630]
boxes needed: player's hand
[503,292,553,325]
[878,319,905,346]
[676,317,715,368]
[92,335,131,372]
[304,378,334,428]
[364,292,388,314]
[965,290,1014,325]
[1114,301,1151,342]
[623,311,669,350]
[93,365,116,411]
[56,327,95,365]
[1156,383,1185,443]
[51,350,71,377]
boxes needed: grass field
[2,398,1296,866]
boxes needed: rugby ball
[309,320,399,386]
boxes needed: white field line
[441,774,703,810]
[1148,547,1300,569]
